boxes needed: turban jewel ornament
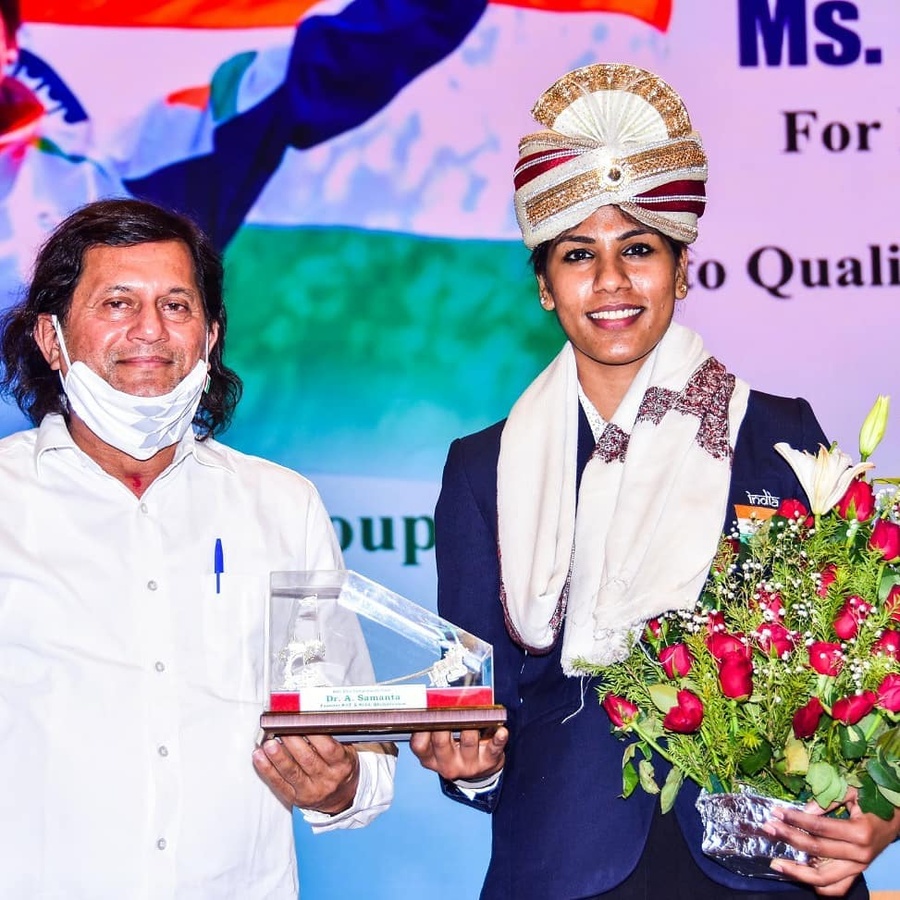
[514,63,708,249]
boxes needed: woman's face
[539,205,687,403]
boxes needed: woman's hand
[409,726,508,782]
[764,786,900,895]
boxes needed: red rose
[886,585,900,622]
[645,618,662,639]
[792,696,825,739]
[718,652,754,700]
[755,622,796,658]
[777,498,809,521]
[836,479,876,521]
[832,595,873,640]
[874,630,900,659]
[659,643,694,679]
[706,611,726,634]
[832,691,877,725]
[753,588,784,620]
[707,632,750,661]
[877,674,900,712]
[662,689,704,733]
[816,565,837,599]
[808,641,844,676]
[833,606,857,640]
[602,693,638,728]
[870,519,900,562]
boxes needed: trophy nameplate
[261,570,506,741]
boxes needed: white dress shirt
[0,415,394,899]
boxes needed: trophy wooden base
[260,705,507,743]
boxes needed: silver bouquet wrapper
[695,788,810,878]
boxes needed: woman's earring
[675,280,688,300]
[539,289,554,310]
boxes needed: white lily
[774,442,874,516]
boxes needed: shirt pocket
[189,571,268,705]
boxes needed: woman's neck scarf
[497,322,750,672]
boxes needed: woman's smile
[586,305,645,324]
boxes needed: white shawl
[497,323,750,672]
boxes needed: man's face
[39,240,218,397]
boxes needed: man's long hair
[0,0,20,42]
[0,198,242,439]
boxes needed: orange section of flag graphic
[490,0,671,31]
[21,0,671,31]
[20,0,319,28]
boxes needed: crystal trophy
[260,570,506,741]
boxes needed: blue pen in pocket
[214,538,224,594]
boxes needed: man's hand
[765,786,900,895]
[409,726,507,782]
[253,735,360,814]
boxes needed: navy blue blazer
[434,391,839,899]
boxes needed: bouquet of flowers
[579,397,900,869]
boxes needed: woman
[410,63,899,899]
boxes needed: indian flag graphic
[5,0,675,479]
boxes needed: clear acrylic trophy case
[261,570,506,741]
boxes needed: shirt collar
[34,414,236,478]
[34,414,80,475]
[189,432,236,474]
[577,384,606,443]
[576,344,660,443]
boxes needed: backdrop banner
[3,0,898,895]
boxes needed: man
[0,197,396,897]
[0,0,486,431]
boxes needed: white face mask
[51,315,210,461]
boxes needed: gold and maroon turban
[514,63,708,249]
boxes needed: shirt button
[158,745,169,757]
[147,580,158,591]
[157,838,167,851]
[154,661,166,673]
[140,502,149,514]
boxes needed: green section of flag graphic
[223,225,562,479]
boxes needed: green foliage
[638,759,659,795]
[739,739,772,776]
[859,773,897,820]
[660,767,684,814]
[839,723,868,760]
[807,761,847,808]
